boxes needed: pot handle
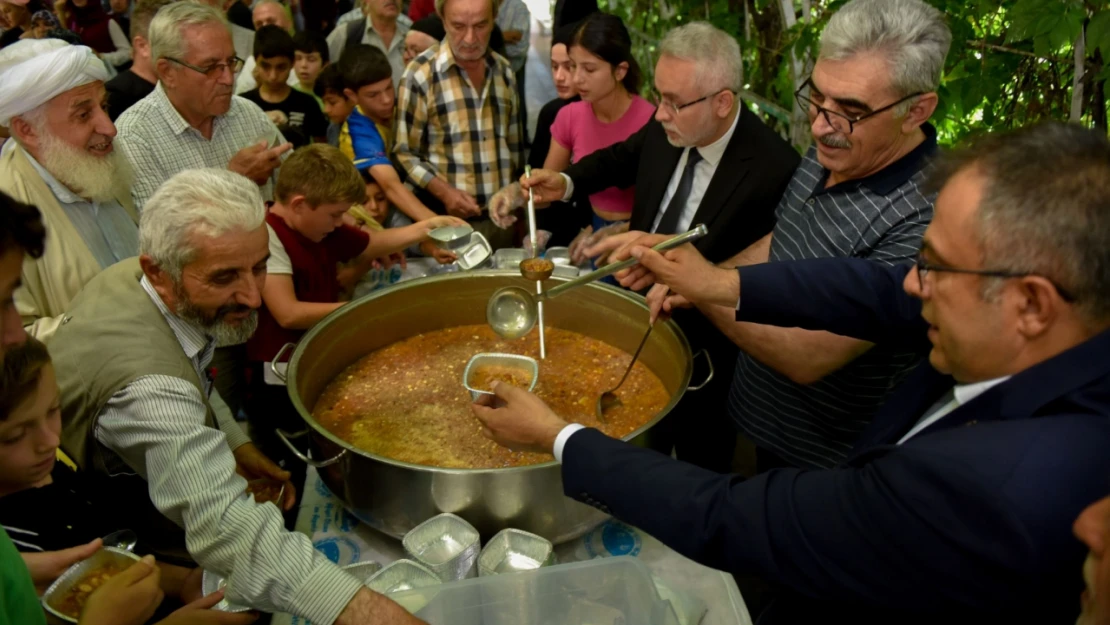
[687,349,714,391]
[276,428,347,468]
[270,343,295,383]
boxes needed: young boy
[314,64,354,149]
[241,25,329,148]
[0,338,209,616]
[333,44,442,224]
[244,145,461,464]
[292,30,329,108]
[347,175,457,264]
[338,45,396,150]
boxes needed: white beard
[37,130,132,203]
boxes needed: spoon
[486,224,708,339]
[596,324,652,422]
[102,529,138,552]
[522,166,548,359]
[519,166,554,282]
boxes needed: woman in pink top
[547,12,655,230]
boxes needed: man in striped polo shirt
[618,0,952,470]
[716,0,952,470]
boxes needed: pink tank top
[550,96,656,215]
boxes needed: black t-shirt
[241,87,328,148]
[0,463,125,553]
[105,69,155,121]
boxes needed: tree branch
[1071,25,1086,121]
[967,40,1069,63]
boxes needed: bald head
[253,0,291,31]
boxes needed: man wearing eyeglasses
[116,1,294,212]
[474,120,1110,625]
[115,0,294,448]
[595,0,951,475]
[503,21,800,472]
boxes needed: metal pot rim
[285,270,693,474]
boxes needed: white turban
[0,39,110,127]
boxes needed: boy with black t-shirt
[241,25,328,148]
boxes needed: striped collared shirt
[93,277,362,624]
[394,41,521,207]
[729,125,939,469]
[116,83,288,211]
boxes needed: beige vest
[0,143,137,340]
[47,258,216,471]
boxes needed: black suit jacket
[563,258,1110,624]
[563,106,800,263]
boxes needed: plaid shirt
[116,83,288,210]
[394,42,521,207]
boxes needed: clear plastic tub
[387,556,680,625]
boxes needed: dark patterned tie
[654,149,703,234]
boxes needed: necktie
[654,149,703,234]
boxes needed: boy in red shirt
[245,144,460,475]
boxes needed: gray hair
[659,21,743,93]
[435,0,500,20]
[928,122,1110,326]
[819,0,950,114]
[149,1,230,63]
[140,168,265,280]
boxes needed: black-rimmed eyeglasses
[166,56,245,78]
[794,78,922,134]
[915,249,1076,302]
[651,89,735,115]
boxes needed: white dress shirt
[650,108,741,233]
[897,377,1011,444]
[561,108,742,233]
[94,277,363,624]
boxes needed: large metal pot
[277,271,711,544]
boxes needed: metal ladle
[486,224,708,339]
[596,324,652,421]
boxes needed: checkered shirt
[116,83,288,210]
[394,42,521,207]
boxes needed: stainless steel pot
[275,271,712,544]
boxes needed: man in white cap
[0,38,138,339]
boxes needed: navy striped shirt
[729,124,938,469]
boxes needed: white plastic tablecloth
[272,467,751,625]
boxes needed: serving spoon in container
[486,224,708,339]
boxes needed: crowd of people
[0,0,1108,624]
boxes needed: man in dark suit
[472,122,1110,624]
[495,21,799,471]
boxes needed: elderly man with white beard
[0,38,138,340]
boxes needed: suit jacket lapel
[848,362,953,454]
[688,107,758,231]
[918,326,1110,438]
[631,126,682,232]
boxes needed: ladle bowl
[486,224,708,339]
